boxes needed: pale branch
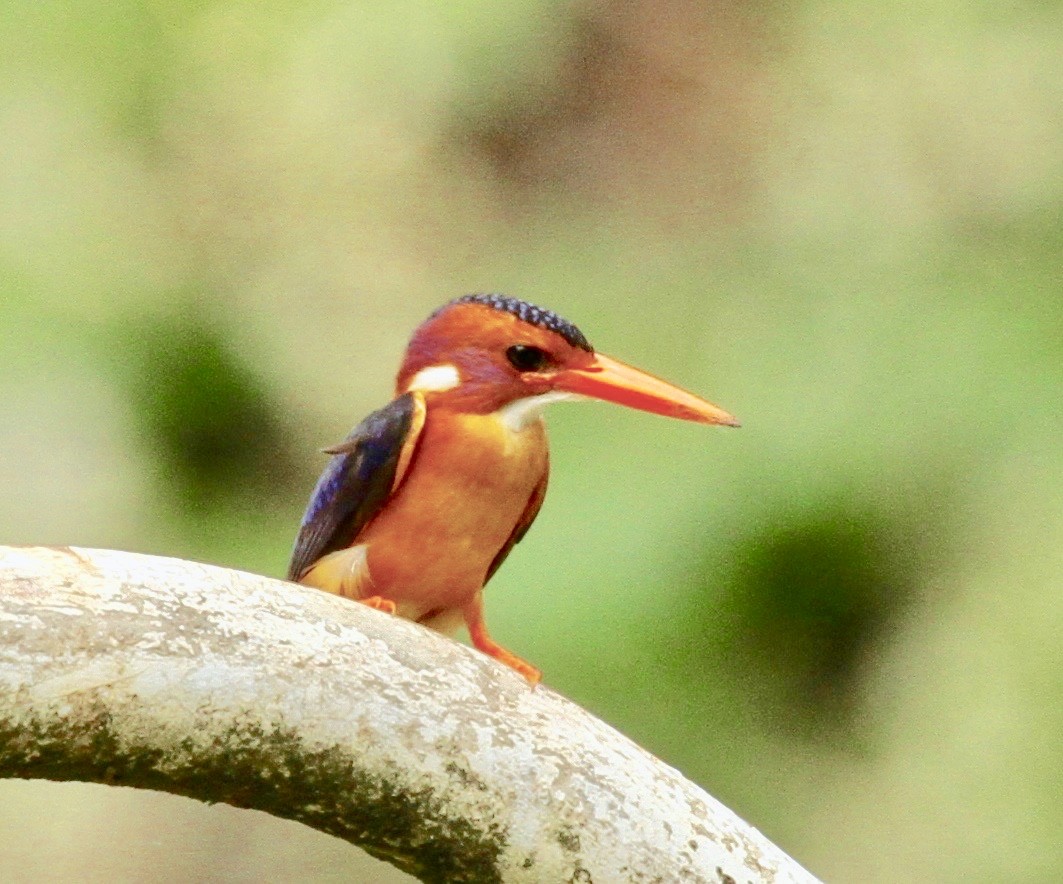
[0,546,818,883]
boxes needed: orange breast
[357,408,548,617]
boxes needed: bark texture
[0,546,818,883]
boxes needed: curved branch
[0,546,818,883]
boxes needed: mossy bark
[0,547,818,884]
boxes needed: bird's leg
[358,595,397,615]
[463,593,541,687]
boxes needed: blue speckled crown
[442,293,593,352]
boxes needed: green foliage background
[2,1,1061,880]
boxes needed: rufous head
[396,293,739,429]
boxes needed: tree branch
[0,546,817,883]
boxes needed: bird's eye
[506,344,549,372]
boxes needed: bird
[288,294,738,686]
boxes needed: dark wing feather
[287,392,425,581]
[484,469,549,585]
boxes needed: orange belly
[356,409,548,617]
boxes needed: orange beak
[551,353,740,427]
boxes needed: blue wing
[287,392,425,581]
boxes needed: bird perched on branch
[288,294,737,685]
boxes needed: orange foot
[463,596,542,688]
[484,647,541,689]
[358,595,397,615]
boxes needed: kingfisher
[288,294,738,685]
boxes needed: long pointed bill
[551,353,740,426]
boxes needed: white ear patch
[497,391,581,432]
[406,364,460,393]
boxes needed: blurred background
[2,0,1061,880]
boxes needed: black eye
[506,344,549,372]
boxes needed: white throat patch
[497,391,581,432]
[405,364,460,393]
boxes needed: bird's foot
[488,650,541,688]
[464,605,541,687]
[358,595,397,615]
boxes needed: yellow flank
[344,406,547,619]
[300,544,373,599]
